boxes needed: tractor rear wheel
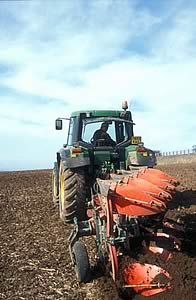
[59,161,87,223]
[52,162,59,205]
[72,240,90,282]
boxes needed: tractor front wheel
[59,161,87,223]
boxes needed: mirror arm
[57,117,70,121]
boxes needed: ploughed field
[0,163,196,300]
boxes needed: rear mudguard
[57,148,90,168]
[126,148,156,168]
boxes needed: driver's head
[101,122,109,132]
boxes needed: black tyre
[72,241,90,282]
[59,161,87,223]
[52,162,59,205]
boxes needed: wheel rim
[52,172,57,197]
[60,169,65,211]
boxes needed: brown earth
[0,163,196,300]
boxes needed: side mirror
[55,119,63,130]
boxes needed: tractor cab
[64,108,134,148]
[55,102,156,173]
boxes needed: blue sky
[0,0,196,170]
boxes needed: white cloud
[151,7,196,61]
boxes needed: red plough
[69,168,181,297]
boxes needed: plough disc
[123,262,171,296]
[143,232,181,261]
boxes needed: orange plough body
[111,188,166,216]
[133,168,178,193]
[122,177,172,202]
[96,169,179,296]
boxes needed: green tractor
[52,101,156,224]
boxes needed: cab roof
[71,110,123,118]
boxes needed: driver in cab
[91,122,116,146]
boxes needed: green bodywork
[93,150,111,165]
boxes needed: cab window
[82,121,116,144]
